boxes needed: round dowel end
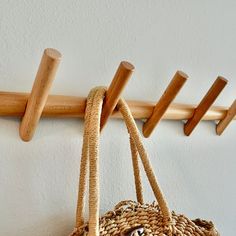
[176,70,189,80]
[44,48,62,60]
[121,61,135,71]
[216,76,228,84]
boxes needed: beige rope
[87,88,106,236]
[129,136,144,204]
[76,88,97,228]
[117,98,172,225]
[75,87,172,235]
[76,87,145,228]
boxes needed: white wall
[0,1,235,235]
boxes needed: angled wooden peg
[142,71,188,138]
[19,48,62,141]
[216,99,236,135]
[184,76,228,136]
[100,61,134,130]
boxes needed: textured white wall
[0,1,236,235]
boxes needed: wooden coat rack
[0,48,235,141]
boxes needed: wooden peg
[100,61,134,130]
[216,99,236,135]
[184,76,227,136]
[142,71,188,138]
[19,48,61,141]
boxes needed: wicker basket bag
[70,87,219,236]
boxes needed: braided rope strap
[75,87,173,236]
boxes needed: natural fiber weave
[70,87,219,236]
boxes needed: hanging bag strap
[75,87,172,236]
[75,87,144,230]
[117,98,172,224]
[129,135,144,205]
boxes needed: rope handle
[129,135,144,204]
[118,98,172,223]
[75,87,172,236]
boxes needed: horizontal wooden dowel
[19,48,61,141]
[100,61,134,130]
[184,76,228,136]
[216,99,236,135]
[143,71,188,138]
[0,91,234,121]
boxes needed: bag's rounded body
[71,201,219,236]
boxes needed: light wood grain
[143,71,188,137]
[19,48,61,141]
[216,99,236,135]
[0,91,234,121]
[100,61,134,130]
[184,76,228,136]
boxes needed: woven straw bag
[70,87,219,236]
